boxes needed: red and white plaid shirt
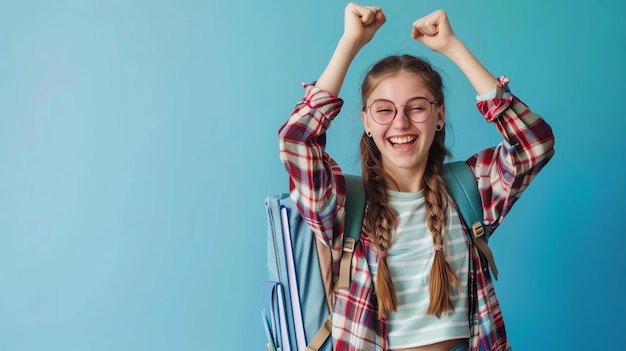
[278,76,555,351]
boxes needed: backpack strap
[335,174,366,291]
[442,161,499,280]
[307,174,366,351]
[306,316,332,351]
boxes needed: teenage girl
[278,3,555,350]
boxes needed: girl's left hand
[411,10,459,53]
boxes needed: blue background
[1,0,624,350]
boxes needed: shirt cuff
[476,76,514,122]
[475,76,512,101]
[300,81,344,120]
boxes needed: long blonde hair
[359,55,460,319]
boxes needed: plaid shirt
[278,77,555,351]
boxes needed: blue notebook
[262,281,290,351]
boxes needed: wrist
[440,38,499,96]
[440,37,467,61]
[337,35,365,57]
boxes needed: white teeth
[389,136,416,144]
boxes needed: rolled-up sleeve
[467,76,556,232]
[279,83,347,250]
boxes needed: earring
[436,125,443,131]
[367,130,372,137]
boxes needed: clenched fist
[411,10,459,53]
[342,2,386,49]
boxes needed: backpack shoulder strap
[442,161,499,280]
[335,174,366,291]
[344,174,366,240]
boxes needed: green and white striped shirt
[370,189,470,349]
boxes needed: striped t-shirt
[369,189,470,349]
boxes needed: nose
[392,106,411,128]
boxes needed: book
[279,205,307,349]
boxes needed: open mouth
[388,135,417,146]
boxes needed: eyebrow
[370,96,435,104]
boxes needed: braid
[360,133,398,319]
[424,128,460,318]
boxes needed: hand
[411,10,459,54]
[342,2,386,49]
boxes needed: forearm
[442,38,500,96]
[315,37,363,96]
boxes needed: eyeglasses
[367,97,438,125]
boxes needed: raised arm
[279,3,386,247]
[316,3,386,95]
[412,10,555,231]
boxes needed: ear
[361,110,370,134]
[436,104,446,127]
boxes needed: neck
[386,166,426,193]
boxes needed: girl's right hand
[314,3,385,95]
[342,2,386,49]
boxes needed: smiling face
[361,72,445,185]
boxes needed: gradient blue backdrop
[1,0,624,350]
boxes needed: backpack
[262,161,498,351]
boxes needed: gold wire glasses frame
[367,97,439,125]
